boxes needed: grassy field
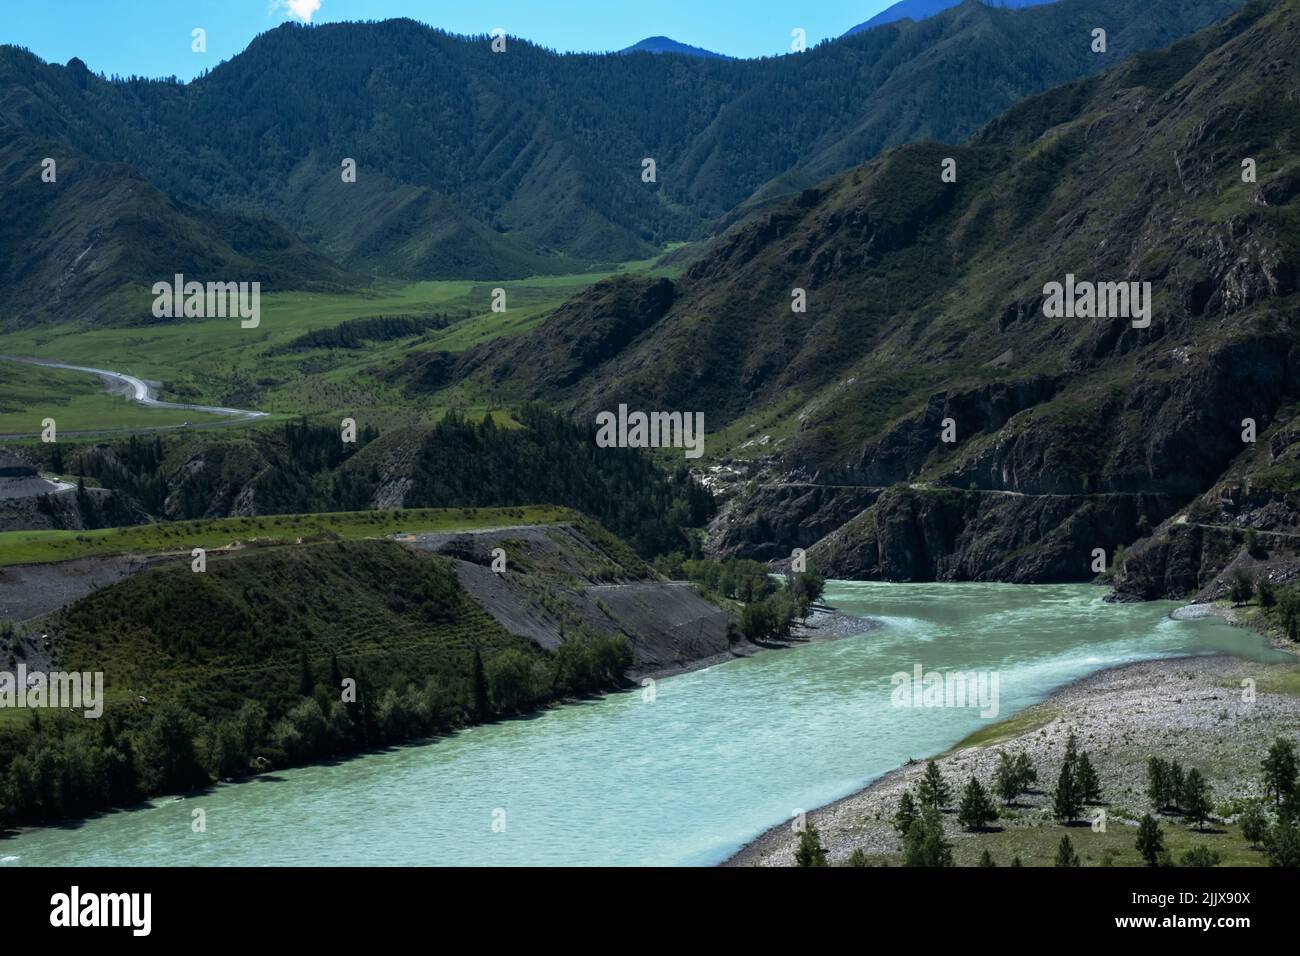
[0,360,230,435]
[0,505,574,567]
[0,253,681,429]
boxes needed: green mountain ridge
[409,0,1300,589]
[0,128,352,326]
[0,0,1245,323]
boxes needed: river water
[1,582,1288,866]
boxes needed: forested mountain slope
[415,0,1300,588]
[0,124,351,326]
[0,0,1243,318]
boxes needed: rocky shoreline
[724,637,1300,867]
[631,605,880,682]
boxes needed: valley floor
[725,649,1300,867]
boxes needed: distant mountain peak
[844,0,1059,36]
[619,36,731,59]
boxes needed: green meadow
[0,360,229,435]
[0,253,680,431]
[0,505,574,568]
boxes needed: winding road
[0,355,267,438]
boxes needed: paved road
[0,355,268,438]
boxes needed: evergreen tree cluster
[406,405,714,556]
[269,313,452,353]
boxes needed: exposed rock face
[707,483,881,561]
[836,376,1059,487]
[0,450,37,479]
[808,485,1180,583]
[406,523,734,673]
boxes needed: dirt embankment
[406,524,738,674]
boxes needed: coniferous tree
[958,776,998,832]
[1147,756,1170,810]
[297,646,314,696]
[894,790,919,837]
[1053,761,1083,822]
[1264,819,1300,867]
[1010,855,1023,867]
[994,751,1020,806]
[1063,731,1080,771]
[1013,751,1038,794]
[1166,761,1186,812]
[978,849,997,867]
[795,823,828,867]
[1076,751,1102,804]
[1182,768,1212,831]
[1055,834,1081,867]
[1179,846,1221,867]
[917,760,951,810]
[902,804,952,868]
[1281,778,1300,826]
[1262,738,1298,807]
[1137,813,1165,866]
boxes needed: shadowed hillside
[409,0,1300,588]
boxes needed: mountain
[0,0,1245,322]
[407,0,1300,589]
[845,0,1058,35]
[619,36,731,58]
[0,121,351,327]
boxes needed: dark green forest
[0,540,633,826]
[0,0,1244,303]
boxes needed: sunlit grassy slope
[0,360,230,435]
[0,254,680,428]
[0,505,574,568]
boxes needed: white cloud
[272,0,322,24]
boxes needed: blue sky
[1,0,898,80]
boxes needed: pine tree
[1013,751,1038,794]
[1063,731,1080,772]
[1055,834,1081,867]
[1053,761,1083,822]
[1136,813,1165,866]
[978,849,996,867]
[1264,819,1300,867]
[994,750,1020,806]
[1010,855,1023,867]
[1076,751,1101,804]
[297,646,314,696]
[795,823,828,867]
[1182,768,1212,831]
[1168,761,1186,812]
[1262,738,1298,807]
[893,790,918,837]
[1147,756,1169,810]
[917,760,951,810]
[958,776,998,832]
[902,804,952,867]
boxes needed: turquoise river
[1,582,1291,866]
